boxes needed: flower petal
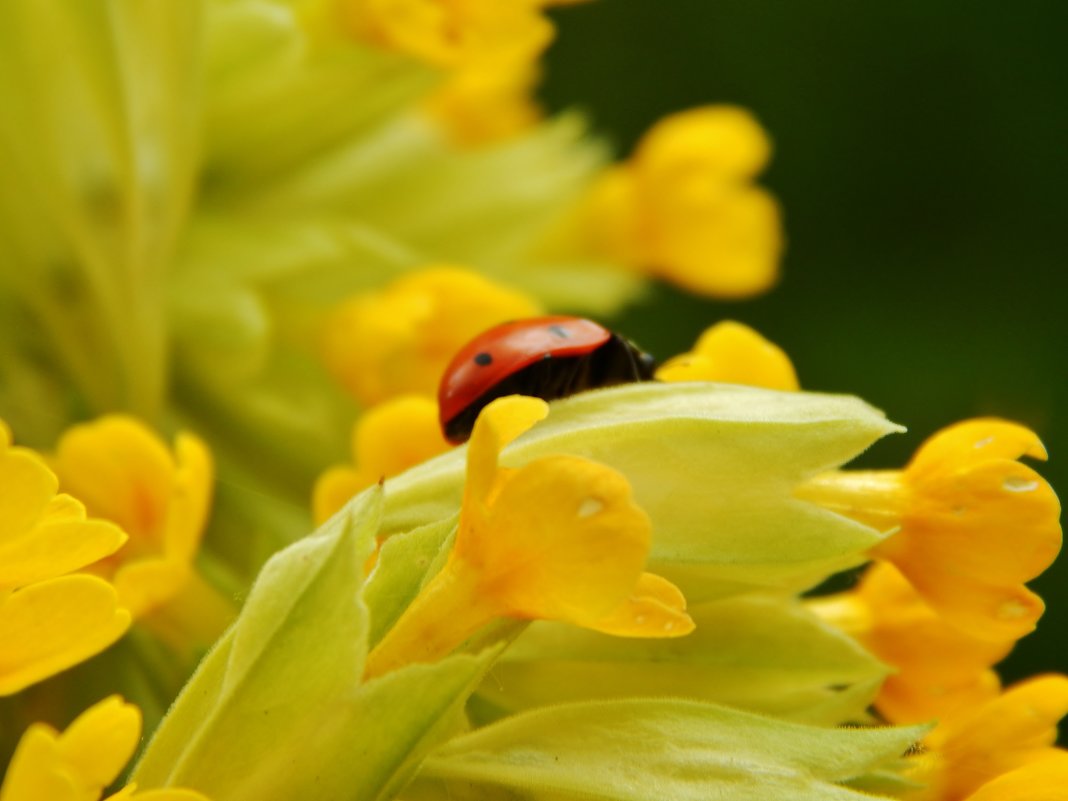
[656,320,799,390]
[0,514,127,591]
[0,430,59,538]
[584,572,695,638]
[314,395,450,524]
[907,418,1048,481]
[472,454,650,625]
[0,697,140,801]
[57,696,142,791]
[0,576,130,695]
[462,395,548,513]
[54,416,175,542]
[963,750,1068,801]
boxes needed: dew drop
[1003,476,1039,493]
[997,600,1030,620]
[662,620,675,632]
[974,436,995,449]
[577,498,604,518]
[634,614,647,625]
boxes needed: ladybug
[438,316,657,444]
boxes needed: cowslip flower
[336,0,560,145]
[0,696,207,801]
[808,561,1011,724]
[321,266,541,406]
[656,319,799,390]
[0,420,129,696]
[52,417,216,624]
[905,675,1068,801]
[961,749,1068,801]
[797,419,1062,642]
[130,383,929,801]
[363,395,694,678]
[337,0,553,72]
[574,106,783,297]
[313,394,451,524]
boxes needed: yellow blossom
[907,675,1068,801]
[578,106,783,297]
[53,416,214,620]
[808,561,1010,724]
[962,749,1068,801]
[338,0,553,70]
[425,60,542,146]
[313,394,451,524]
[321,266,541,406]
[797,419,1062,642]
[0,420,129,695]
[0,696,208,801]
[656,320,799,390]
[364,396,694,678]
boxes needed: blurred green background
[544,1,1067,684]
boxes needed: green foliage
[410,698,925,801]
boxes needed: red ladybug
[438,315,656,444]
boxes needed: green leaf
[412,699,926,801]
[383,383,903,599]
[132,488,498,800]
[475,595,888,726]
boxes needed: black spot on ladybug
[474,352,493,366]
[548,324,571,339]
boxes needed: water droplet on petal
[974,436,995,449]
[577,497,604,519]
[997,599,1030,620]
[1002,476,1039,493]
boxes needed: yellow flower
[364,396,694,678]
[313,394,451,524]
[338,0,553,70]
[907,675,1068,801]
[808,561,1010,724]
[425,59,542,146]
[962,749,1068,801]
[579,106,783,298]
[0,420,129,695]
[321,266,541,406]
[0,696,207,801]
[53,416,214,620]
[797,419,1062,642]
[656,320,799,390]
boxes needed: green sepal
[384,383,903,599]
[411,699,927,801]
[364,514,456,648]
[475,594,889,726]
[132,487,499,800]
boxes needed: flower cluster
[0,2,1062,801]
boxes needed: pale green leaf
[476,595,888,725]
[384,383,903,599]
[413,699,925,801]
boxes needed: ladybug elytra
[437,316,656,444]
